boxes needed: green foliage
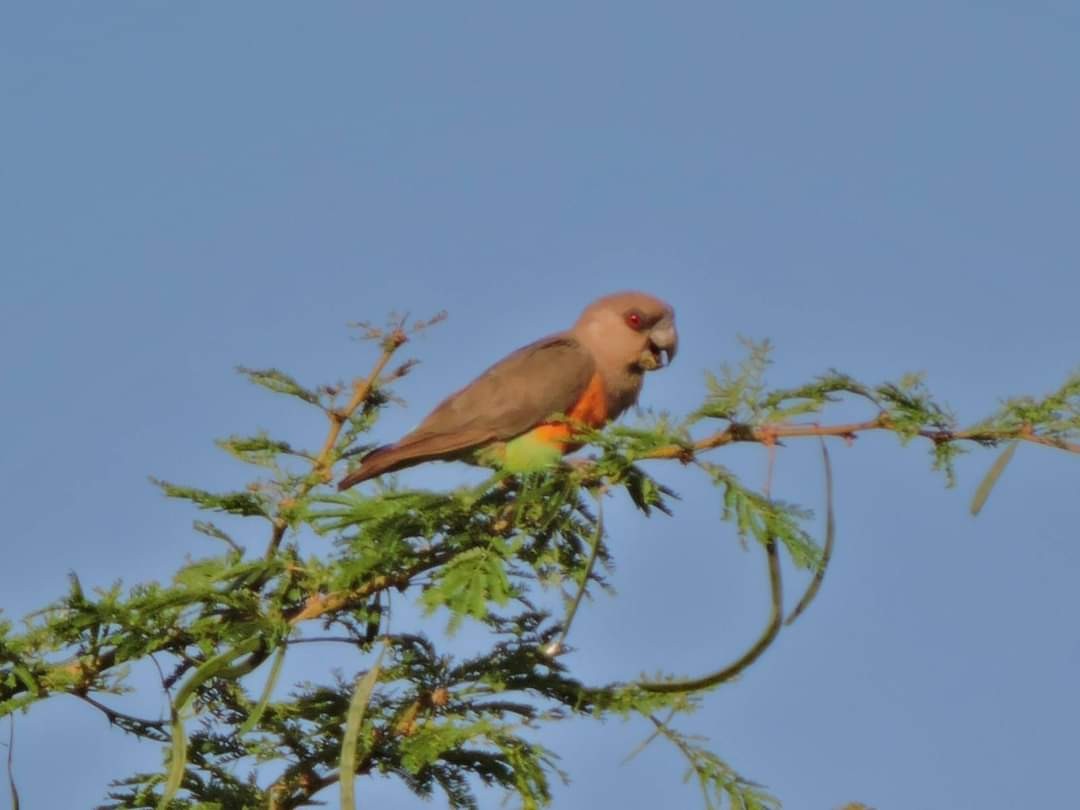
[2,326,1077,810]
[150,479,272,519]
[236,367,323,407]
[693,336,776,424]
[656,720,779,810]
[703,463,821,570]
[420,542,518,633]
[989,373,1080,439]
[216,433,304,468]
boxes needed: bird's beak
[643,318,678,370]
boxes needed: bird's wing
[411,334,596,441]
[339,335,595,485]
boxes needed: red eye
[625,312,643,330]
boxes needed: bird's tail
[336,444,403,490]
[336,431,489,490]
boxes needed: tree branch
[643,415,1080,460]
[264,326,408,559]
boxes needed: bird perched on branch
[338,291,677,489]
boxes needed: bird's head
[574,291,678,373]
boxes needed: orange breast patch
[528,372,609,453]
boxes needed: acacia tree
[1,315,1077,809]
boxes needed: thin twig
[264,329,407,560]
[287,549,455,626]
[74,693,169,731]
[546,489,606,657]
[622,708,677,765]
[6,717,18,810]
[642,416,1080,460]
[785,437,835,625]
[639,534,783,693]
[646,714,712,808]
[285,636,366,646]
[638,433,787,693]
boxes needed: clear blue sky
[2,3,1078,808]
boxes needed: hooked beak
[643,319,678,370]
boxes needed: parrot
[337,291,677,489]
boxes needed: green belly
[473,431,564,473]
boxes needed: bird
[337,291,677,489]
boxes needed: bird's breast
[528,372,610,453]
[566,372,610,426]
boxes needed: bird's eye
[625,311,643,330]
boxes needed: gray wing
[414,335,594,439]
[338,335,595,487]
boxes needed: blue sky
[2,3,1079,808]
